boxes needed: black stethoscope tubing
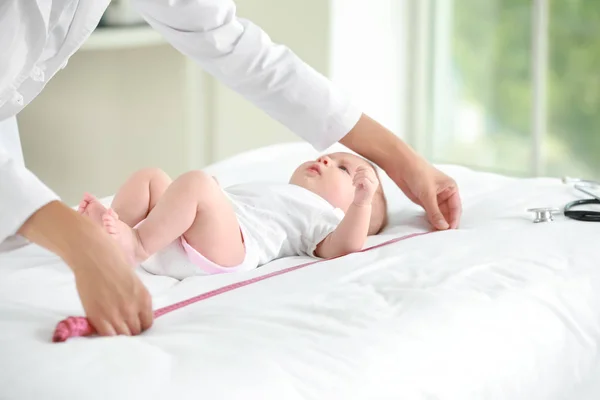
[563,198,600,222]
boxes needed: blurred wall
[211,0,332,161]
[18,45,194,205]
[17,0,332,205]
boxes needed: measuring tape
[52,232,430,342]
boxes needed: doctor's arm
[0,150,153,337]
[133,0,461,230]
[340,115,462,230]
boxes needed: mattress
[1,142,599,400]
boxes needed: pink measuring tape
[52,232,429,342]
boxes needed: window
[421,0,600,179]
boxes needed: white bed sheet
[1,142,600,400]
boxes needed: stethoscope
[528,177,600,222]
[562,177,600,221]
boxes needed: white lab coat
[0,0,362,247]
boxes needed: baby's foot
[77,193,107,227]
[102,209,147,266]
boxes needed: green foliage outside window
[449,0,599,178]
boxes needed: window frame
[405,0,550,176]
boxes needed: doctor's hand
[388,155,461,230]
[18,201,154,336]
[73,238,153,337]
[340,114,462,230]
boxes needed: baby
[78,152,388,278]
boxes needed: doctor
[0,0,461,337]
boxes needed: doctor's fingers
[114,303,147,335]
[139,303,154,332]
[447,191,462,229]
[422,191,449,230]
[93,319,117,337]
[435,187,461,229]
[437,187,462,228]
[126,314,142,336]
[122,293,153,335]
[111,319,133,336]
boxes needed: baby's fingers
[356,172,374,185]
[353,175,366,186]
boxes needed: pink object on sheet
[52,232,430,342]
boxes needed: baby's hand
[353,165,379,206]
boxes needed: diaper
[180,236,257,274]
[141,230,259,280]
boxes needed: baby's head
[290,152,388,235]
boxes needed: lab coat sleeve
[133,0,362,151]
[0,147,60,244]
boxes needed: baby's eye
[338,165,349,174]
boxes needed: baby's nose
[318,156,331,166]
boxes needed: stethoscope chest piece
[527,207,560,223]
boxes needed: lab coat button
[11,91,24,106]
[31,66,45,82]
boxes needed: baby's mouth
[307,164,321,175]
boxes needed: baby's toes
[83,192,95,202]
[102,215,116,234]
[77,201,87,214]
[107,208,120,220]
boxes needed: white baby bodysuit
[141,183,345,279]
[227,183,345,263]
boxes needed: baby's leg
[103,170,245,267]
[110,168,172,227]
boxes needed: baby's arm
[315,166,378,259]
[315,203,372,259]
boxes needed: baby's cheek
[339,185,356,209]
[324,187,346,209]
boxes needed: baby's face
[290,152,376,211]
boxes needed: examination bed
[0,142,599,400]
